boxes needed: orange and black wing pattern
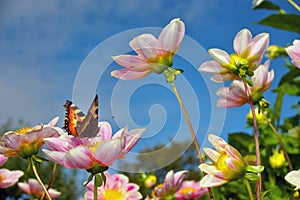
[63,95,99,138]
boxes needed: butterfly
[63,95,99,138]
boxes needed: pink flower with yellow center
[286,39,300,69]
[199,28,269,82]
[216,60,274,107]
[18,178,61,198]
[83,171,142,200]
[43,122,144,171]
[0,117,61,159]
[199,134,247,187]
[175,180,208,200]
[149,170,187,199]
[0,168,24,189]
[111,18,185,80]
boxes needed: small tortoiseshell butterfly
[63,95,99,138]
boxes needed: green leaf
[245,173,259,181]
[281,134,300,154]
[84,173,94,187]
[95,173,102,187]
[100,172,107,186]
[228,132,254,155]
[278,67,300,86]
[247,165,264,173]
[258,14,300,34]
[276,79,300,96]
[253,1,281,11]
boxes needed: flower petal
[157,18,185,54]
[200,174,229,187]
[64,146,93,168]
[96,121,113,140]
[234,28,252,55]
[208,49,230,65]
[199,164,220,175]
[121,128,145,156]
[199,60,227,74]
[112,55,148,70]
[249,32,269,58]
[0,155,8,166]
[130,33,158,59]
[94,138,125,166]
[43,149,66,166]
[211,73,236,82]
[111,69,151,80]
[208,134,228,152]
[203,147,220,163]
[285,169,300,190]
[0,169,24,188]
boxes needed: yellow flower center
[103,189,124,200]
[88,141,104,154]
[230,54,249,69]
[0,174,5,183]
[178,186,196,195]
[216,152,229,172]
[15,127,34,134]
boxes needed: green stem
[266,118,293,171]
[40,163,57,200]
[245,178,255,200]
[287,0,300,11]
[242,80,261,200]
[94,177,98,200]
[30,157,52,200]
[170,81,214,200]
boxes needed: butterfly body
[63,95,99,138]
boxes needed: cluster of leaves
[253,0,300,34]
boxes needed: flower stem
[40,163,57,200]
[244,178,255,200]
[242,80,261,200]
[266,118,293,171]
[30,157,52,200]
[170,81,214,200]
[287,0,300,11]
[94,177,98,200]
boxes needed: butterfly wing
[75,95,99,138]
[63,100,86,137]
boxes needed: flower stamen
[15,127,34,134]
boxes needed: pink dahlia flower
[18,178,61,198]
[286,39,300,69]
[199,134,247,187]
[111,18,185,80]
[0,117,61,158]
[43,122,144,170]
[149,170,187,199]
[0,168,24,189]
[216,60,274,107]
[83,171,142,200]
[199,28,269,82]
[175,180,208,199]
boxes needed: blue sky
[1,0,299,172]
